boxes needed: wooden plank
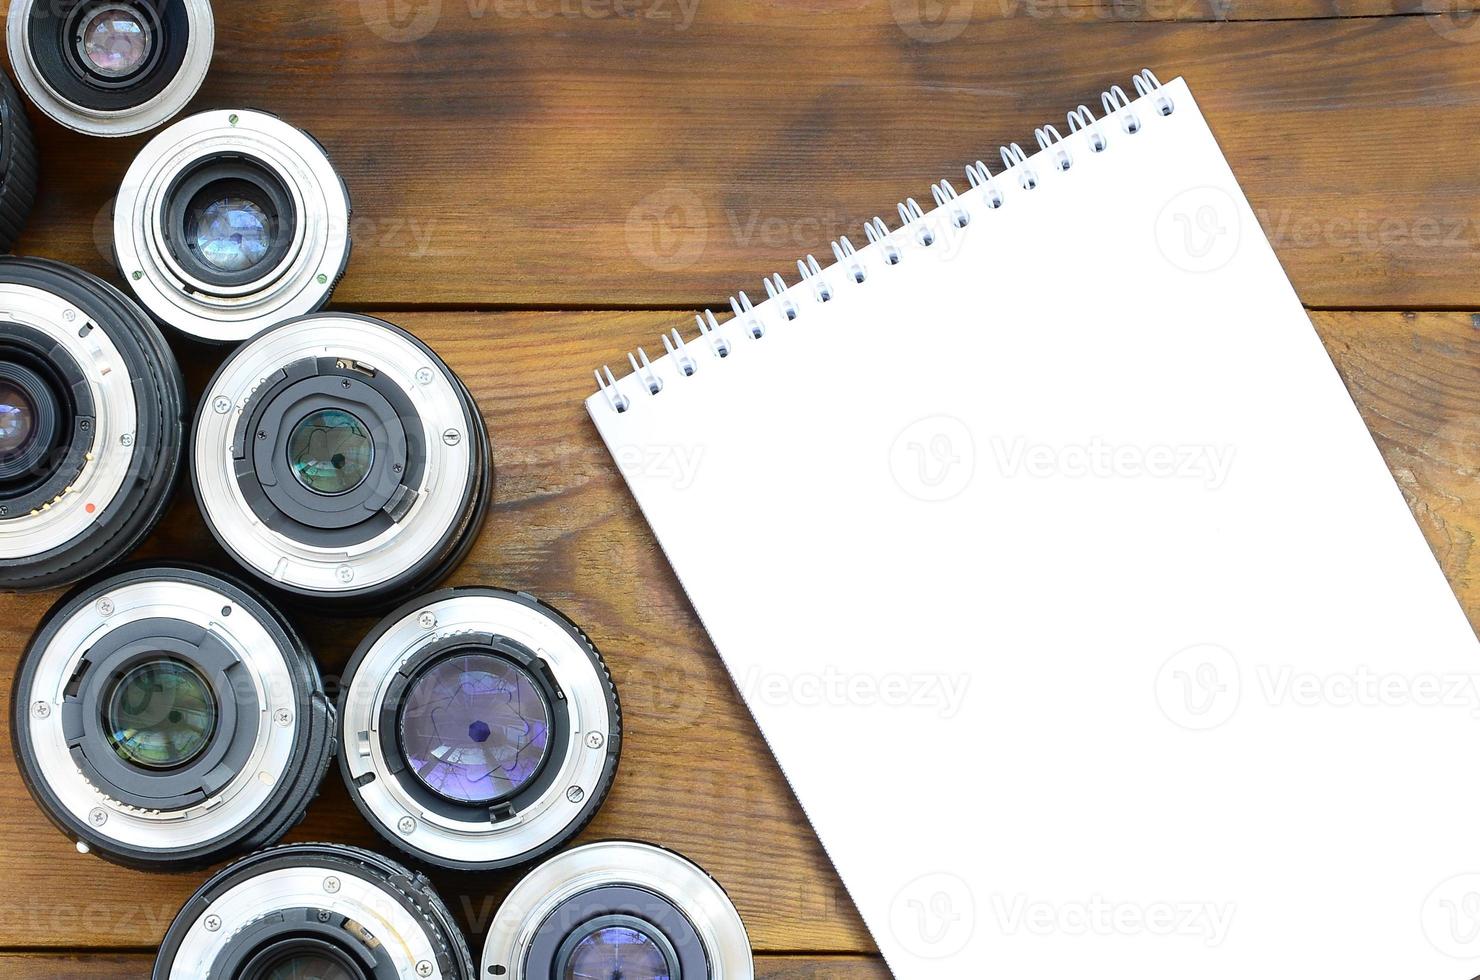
[0,309,1472,952]
[7,8,1480,309]
[0,952,892,978]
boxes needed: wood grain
[0,953,893,979]
[0,309,1472,957]
[7,4,1480,310]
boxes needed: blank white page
[586,74,1480,979]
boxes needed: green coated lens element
[287,408,374,496]
[105,658,217,770]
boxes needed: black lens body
[11,565,336,870]
[0,257,183,591]
[529,884,710,979]
[0,71,39,251]
[153,843,477,980]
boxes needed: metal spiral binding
[595,69,1173,414]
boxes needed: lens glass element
[288,409,375,496]
[80,6,153,78]
[399,653,552,804]
[191,194,273,273]
[105,657,217,770]
[564,926,673,980]
[0,381,36,456]
[259,953,360,980]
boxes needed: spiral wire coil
[595,69,1172,415]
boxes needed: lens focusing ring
[115,109,352,343]
[0,71,39,251]
[153,843,476,980]
[482,841,754,980]
[7,0,214,137]
[11,565,336,870]
[339,588,621,871]
[193,314,489,609]
[0,256,184,592]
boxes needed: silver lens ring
[154,843,476,980]
[115,109,351,343]
[340,588,621,871]
[6,0,214,138]
[193,314,489,608]
[483,841,754,980]
[11,565,335,870]
[0,257,184,591]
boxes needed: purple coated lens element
[564,926,672,980]
[398,652,552,804]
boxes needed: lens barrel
[482,841,754,980]
[154,843,476,980]
[339,588,621,871]
[115,108,352,342]
[0,256,184,591]
[192,313,489,610]
[0,71,39,251]
[11,565,336,870]
[6,0,215,137]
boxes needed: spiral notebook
[585,72,1480,978]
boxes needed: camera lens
[115,109,352,343]
[0,257,184,592]
[0,71,39,252]
[193,314,489,609]
[340,588,620,870]
[6,0,214,137]
[482,841,753,980]
[11,565,336,870]
[153,843,476,980]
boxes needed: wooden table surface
[3,1,1479,977]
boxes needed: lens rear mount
[339,588,621,871]
[116,109,351,343]
[7,0,214,137]
[11,565,335,870]
[482,841,754,980]
[193,314,489,609]
[153,843,476,980]
[0,256,184,592]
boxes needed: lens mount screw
[585,731,604,749]
[131,270,143,281]
[317,910,331,923]
[204,915,221,932]
[273,708,293,727]
[31,701,50,720]
[415,367,434,385]
[62,309,76,322]
[566,786,585,804]
[88,807,107,827]
[317,273,329,285]
[323,876,341,894]
[212,396,232,414]
[417,962,434,978]
[336,565,354,584]
[228,113,239,125]
[398,816,416,834]
[417,611,437,629]
[120,433,133,448]
[96,597,115,617]
[442,429,461,447]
